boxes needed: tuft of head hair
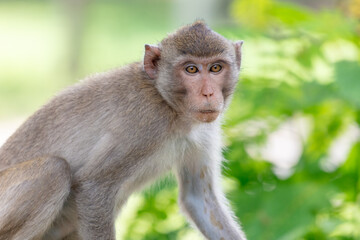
[161,21,230,57]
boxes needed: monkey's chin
[193,111,220,123]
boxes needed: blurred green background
[0,0,360,239]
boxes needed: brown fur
[0,21,246,240]
[161,21,229,57]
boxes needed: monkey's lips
[194,109,220,123]
[199,110,217,113]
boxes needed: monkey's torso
[0,62,221,237]
[0,21,248,240]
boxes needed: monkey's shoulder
[39,62,171,120]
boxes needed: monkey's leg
[0,156,71,240]
[75,181,116,240]
[176,153,247,240]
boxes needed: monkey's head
[143,21,243,123]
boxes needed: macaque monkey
[0,21,246,240]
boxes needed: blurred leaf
[335,61,360,109]
[230,182,334,240]
[269,1,312,26]
[231,0,274,30]
[336,141,360,201]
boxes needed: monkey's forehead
[161,22,232,58]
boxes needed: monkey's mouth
[199,110,217,114]
[194,110,220,123]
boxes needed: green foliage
[222,1,360,239]
[335,61,360,108]
[125,1,360,239]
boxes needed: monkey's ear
[144,44,161,79]
[234,40,244,69]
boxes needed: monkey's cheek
[194,112,220,123]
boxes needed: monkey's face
[143,22,243,124]
[171,56,237,123]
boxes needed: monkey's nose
[201,85,214,99]
[202,92,214,98]
[200,77,214,98]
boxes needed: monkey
[0,21,246,240]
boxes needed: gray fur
[0,21,246,240]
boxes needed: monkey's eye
[185,65,199,74]
[210,64,222,73]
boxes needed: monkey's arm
[75,180,117,240]
[176,154,247,240]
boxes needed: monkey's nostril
[203,93,214,97]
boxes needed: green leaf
[335,61,360,109]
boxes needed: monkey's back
[0,62,176,177]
